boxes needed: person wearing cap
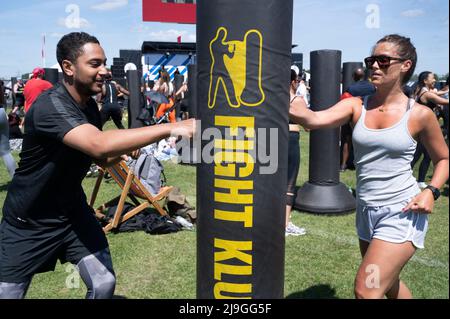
[23,68,53,113]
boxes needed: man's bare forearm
[93,123,174,158]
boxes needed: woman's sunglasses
[364,55,407,69]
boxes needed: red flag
[177,36,182,44]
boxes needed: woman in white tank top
[289,34,449,299]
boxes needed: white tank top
[352,97,421,206]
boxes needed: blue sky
[0,0,448,78]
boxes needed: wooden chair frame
[90,161,172,233]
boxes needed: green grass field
[0,128,448,299]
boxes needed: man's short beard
[75,80,99,98]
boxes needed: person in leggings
[285,69,306,236]
[0,83,16,178]
[0,32,195,299]
[290,34,448,298]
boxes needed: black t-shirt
[2,84,101,228]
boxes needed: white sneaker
[418,182,427,189]
[285,222,306,236]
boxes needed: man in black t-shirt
[0,32,194,299]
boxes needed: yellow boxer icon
[208,27,265,109]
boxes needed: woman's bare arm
[289,97,357,130]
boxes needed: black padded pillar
[342,62,363,94]
[173,74,184,94]
[43,68,59,85]
[187,64,197,119]
[179,64,200,165]
[10,77,17,108]
[173,73,184,119]
[292,53,303,74]
[294,50,356,214]
[197,0,293,299]
[126,70,143,129]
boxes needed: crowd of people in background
[0,64,192,171]
[1,61,448,191]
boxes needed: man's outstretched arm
[63,119,194,160]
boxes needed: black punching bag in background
[173,74,184,94]
[10,77,17,106]
[342,62,363,94]
[197,0,293,299]
[187,64,197,119]
[126,70,143,129]
[292,53,303,75]
[294,50,356,214]
[179,65,200,165]
[173,73,185,120]
[43,68,59,85]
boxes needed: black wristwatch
[425,185,441,200]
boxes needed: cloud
[91,0,128,11]
[401,9,425,18]
[57,17,92,29]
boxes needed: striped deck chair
[89,160,173,233]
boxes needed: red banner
[142,0,196,24]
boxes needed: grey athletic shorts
[356,199,429,249]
